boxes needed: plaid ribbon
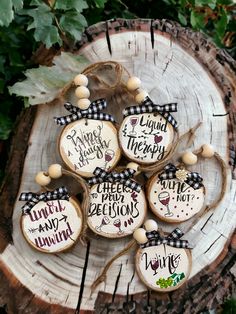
[88,167,141,192]
[54,98,114,125]
[123,96,178,128]
[140,229,190,249]
[158,163,203,190]
[19,187,69,215]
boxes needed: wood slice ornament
[87,163,147,238]
[134,220,192,292]
[19,164,86,253]
[119,77,178,164]
[55,74,121,178]
[147,144,225,223]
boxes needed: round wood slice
[147,169,205,223]
[88,182,147,238]
[21,197,83,253]
[58,119,121,177]
[1,19,236,313]
[135,244,192,292]
[119,113,174,164]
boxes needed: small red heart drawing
[154,135,163,144]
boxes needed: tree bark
[0,18,236,313]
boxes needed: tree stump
[1,19,236,313]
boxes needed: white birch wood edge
[1,19,236,312]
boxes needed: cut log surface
[1,19,236,313]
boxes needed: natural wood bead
[48,164,62,179]
[133,228,148,244]
[182,151,198,165]
[75,86,90,99]
[127,162,140,175]
[127,76,141,91]
[74,74,88,86]
[201,144,214,158]
[135,90,148,103]
[77,99,91,110]
[35,171,51,186]
[144,219,158,232]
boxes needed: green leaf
[215,8,228,38]
[94,0,108,8]
[217,0,233,4]
[24,4,53,31]
[60,12,87,41]
[195,0,216,9]
[178,12,187,26]
[34,25,62,48]
[170,272,185,286]
[0,113,13,140]
[0,0,14,27]
[12,0,23,11]
[9,52,90,105]
[55,0,88,12]
[190,10,205,29]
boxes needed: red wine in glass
[113,219,123,235]
[158,191,174,217]
[103,149,115,170]
[96,216,110,232]
[129,117,139,135]
[151,259,159,275]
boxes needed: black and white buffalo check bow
[19,187,69,215]
[123,96,178,128]
[88,167,141,192]
[140,229,190,249]
[54,98,114,125]
[158,163,203,190]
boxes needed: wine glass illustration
[150,258,159,275]
[103,149,115,170]
[96,216,110,232]
[113,219,123,235]
[129,117,139,135]
[158,191,174,217]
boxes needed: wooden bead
[127,76,141,91]
[201,144,214,158]
[144,219,158,232]
[77,98,91,110]
[75,86,90,99]
[135,90,148,104]
[127,162,140,175]
[74,74,88,86]
[182,151,198,165]
[133,228,148,244]
[48,164,62,179]
[35,171,51,186]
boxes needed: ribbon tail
[64,102,78,113]
[90,99,107,112]
[54,113,81,125]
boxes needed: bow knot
[54,98,115,125]
[140,228,190,249]
[123,96,178,128]
[158,163,203,190]
[19,187,69,215]
[88,167,141,192]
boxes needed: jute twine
[61,169,90,245]
[61,61,132,101]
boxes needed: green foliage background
[0,0,235,142]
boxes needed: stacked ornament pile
[19,66,226,293]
